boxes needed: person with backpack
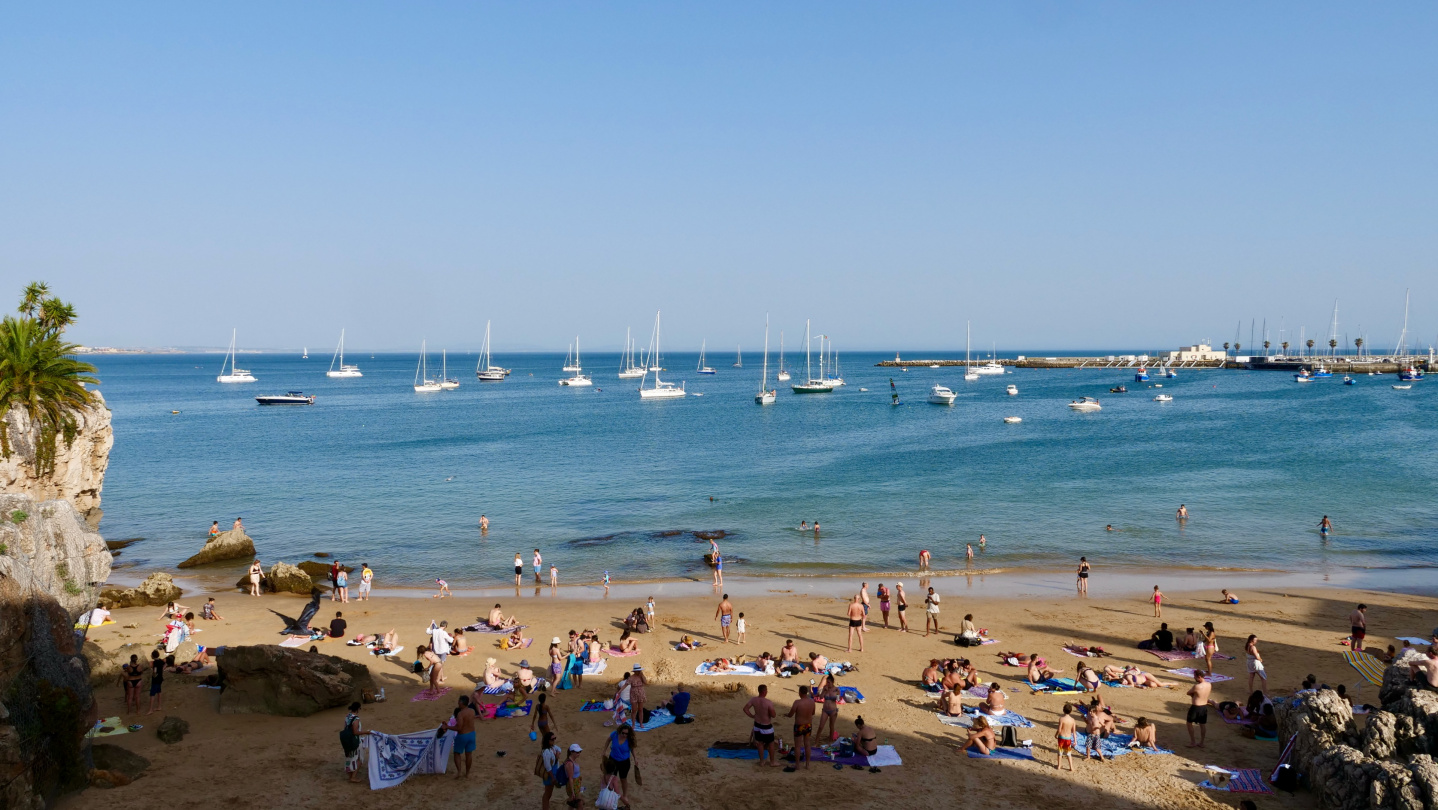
[534,732,564,810]
[341,701,371,784]
[561,743,584,808]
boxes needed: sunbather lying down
[675,635,706,651]
[1102,664,1174,688]
[994,651,1032,666]
[350,630,400,654]
[707,656,749,672]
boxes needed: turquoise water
[90,353,1438,587]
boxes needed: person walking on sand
[895,582,910,633]
[1151,586,1164,618]
[743,684,779,767]
[1185,670,1211,748]
[846,596,866,652]
[1076,557,1090,596]
[1245,634,1267,692]
[602,723,638,806]
[784,685,817,770]
[1055,703,1077,770]
[716,594,735,644]
[342,701,371,784]
[536,732,563,810]
[451,695,477,779]
[923,586,941,636]
[533,548,543,583]
[1349,604,1367,652]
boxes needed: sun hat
[519,659,530,667]
[486,657,496,666]
[552,637,562,645]
[569,743,583,752]
[633,664,643,671]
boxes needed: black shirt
[1153,629,1174,652]
[330,618,348,638]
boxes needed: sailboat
[326,329,362,378]
[697,340,717,374]
[822,344,845,386]
[618,328,646,379]
[559,337,593,386]
[413,341,441,392]
[975,342,1004,375]
[791,321,835,393]
[475,321,506,381]
[217,330,257,383]
[640,311,685,399]
[776,332,791,381]
[562,343,581,372]
[439,350,460,389]
[755,319,776,405]
[302,347,308,359]
[963,322,979,381]
[734,346,743,368]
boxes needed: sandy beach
[66,577,1438,809]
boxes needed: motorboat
[928,364,940,369]
[1153,394,1173,402]
[1312,365,1333,378]
[1343,376,1355,385]
[1003,416,1022,424]
[1006,384,1018,396]
[1068,397,1102,412]
[217,330,257,383]
[1399,366,1425,381]
[326,329,362,378]
[414,341,442,392]
[639,311,685,399]
[927,384,958,405]
[696,340,717,374]
[1163,368,1177,378]
[256,391,314,405]
[1393,384,1412,390]
[1294,368,1313,382]
[791,320,835,394]
[1134,368,1150,382]
[1109,385,1127,394]
[476,321,507,381]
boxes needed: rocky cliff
[0,395,112,528]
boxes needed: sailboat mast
[805,320,812,381]
[761,318,770,391]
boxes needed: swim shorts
[753,724,774,744]
[609,757,631,779]
[720,615,732,628]
[862,604,869,615]
[454,731,476,753]
[849,619,862,628]
[880,601,890,612]
[1186,706,1209,725]
[897,604,906,612]
[1058,737,1073,750]
[794,723,812,738]
[1351,627,1366,640]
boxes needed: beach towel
[1148,649,1235,662]
[1026,678,1083,694]
[474,700,532,719]
[87,717,129,738]
[1164,668,1234,682]
[1397,636,1432,646]
[583,659,608,676]
[1200,768,1273,794]
[1221,712,1255,726]
[633,707,690,732]
[1062,646,1109,658]
[481,683,514,695]
[978,638,999,645]
[606,647,640,658]
[462,621,528,635]
[707,747,759,759]
[967,746,1035,761]
[936,710,1033,729]
[963,685,991,699]
[366,728,453,789]
[837,686,865,704]
[581,700,609,712]
[1342,650,1387,687]
[1072,732,1172,757]
[279,636,310,648]
[499,638,534,649]
[810,744,903,767]
[694,662,766,677]
[411,687,452,702]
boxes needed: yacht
[791,320,835,393]
[734,346,743,368]
[755,319,776,405]
[696,341,716,374]
[927,384,958,405]
[617,329,646,379]
[216,330,257,383]
[639,311,685,399]
[256,391,314,406]
[413,341,442,392]
[1068,397,1102,412]
[559,337,593,387]
[1153,394,1173,402]
[475,321,507,381]
[1134,367,1150,382]
[1006,384,1018,396]
[326,329,362,377]
[776,332,791,382]
[562,343,581,372]
[439,351,460,389]
[974,360,1004,376]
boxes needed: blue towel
[708,747,760,760]
[1073,732,1174,757]
[580,700,608,712]
[495,700,532,718]
[968,746,1036,761]
[837,686,865,704]
[1026,678,1082,693]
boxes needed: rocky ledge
[217,645,376,716]
[177,529,255,568]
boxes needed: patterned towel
[580,700,609,712]
[1165,668,1235,682]
[1148,649,1235,662]
[1342,650,1386,687]
[481,683,514,695]
[695,662,766,676]
[411,687,452,702]
[583,659,608,676]
[634,707,689,732]
[606,647,640,658]
[936,710,1033,728]
[1026,678,1083,694]
[968,746,1035,761]
[1072,732,1173,757]
[462,622,528,635]
[1201,768,1274,794]
[476,700,532,719]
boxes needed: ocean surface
[88,352,1438,588]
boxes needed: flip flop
[832,763,843,770]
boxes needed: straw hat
[552,637,562,645]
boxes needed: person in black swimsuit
[851,716,879,757]
[1077,557,1090,596]
[120,654,143,713]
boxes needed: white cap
[569,743,583,752]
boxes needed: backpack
[954,635,972,647]
[340,716,360,755]
[999,725,1020,747]
[413,659,424,674]
[552,759,570,788]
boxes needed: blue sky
[2,3,1434,352]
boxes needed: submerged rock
[100,571,182,609]
[218,645,376,717]
[177,529,255,569]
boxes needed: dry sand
[66,577,1438,810]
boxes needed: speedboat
[1109,385,1127,394]
[1153,394,1173,402]
[927,385,958,405]
[1134,368,1150,382]
[1394,384,1412,390]
[1399,366,1424,381]
[1068,397,1101,412]
[256,392,314,405]
[1006,384,1018,396]
[1003,416,1022,424]
[1343,376,1355,385]
[1313,365,1333,378]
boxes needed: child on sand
[201,598,223,621]
[737,613,747,644]
[1151,586,1164,618]
[1221,589,1239,604]
[434,579,451,598]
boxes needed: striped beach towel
[1342,650,1386,687]
[1147,649,1236,662]
[1228,768,1275,794]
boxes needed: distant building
[1165,343,1227,363]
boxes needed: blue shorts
[721,615,732,628]
[454,731,476,754]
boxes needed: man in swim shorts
[1055,703,1077,770]
[533,548,543,583]
[846,596,865,652]
[744,684,779,767]
[452,695,477,778]
[784,685,817,769]
[716,594,734,644]
[1349,604,1367,652]
[1185,670,1211,748]
[859,582,870,631]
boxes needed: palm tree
[0,284,99,475]
[1328,338,1337,355]
[1234,342,1241,354]
[1263,340,1271,353]
[1306,339,1315,353]
[1354,337,1364,357]
[1281,341,1289,354]
[1223,342,1230,352]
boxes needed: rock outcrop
[88,743,149,788]
[0,396,112,528]
[234,561,324,594]
[177,529,255,568]
[156,715,189,744]
[217,645,376,717]
[99,571,182,609]
[296,560,350,579]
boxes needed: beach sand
[66,578,1438,809]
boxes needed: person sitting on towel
[979,683,1007,716]
[482,658,506,688]
[487,604,518,629]
[962,715,996,755]
[808,652,828,674]
[941,662,965,692]
[1131,717,1159,751]
[1149,623,1175,652]
[936,687,963,717]
[517,659,537,690]
[1178,628,1198,652]
[1026,655,1062,685]
[665,685,692,721]
[616,630,640,654]
[960,660,982,690]
[921,659,942,692]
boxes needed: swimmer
[1105,524,1113,532]
[813,521,820,534]
[1319,515,1332,535]
[433,579,451,598]
[966,544,974,561]
[799,521,809,531]
[978,534,986,548]
[1177,504,1188,520]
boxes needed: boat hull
[218,374,256,383]
[559,377,593,387]
[326,370,362,378]
[755,391,776,405]
[640,387,685,399]
[791,383,835,394]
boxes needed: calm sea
[89,352,1438,587]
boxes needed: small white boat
[755,319,776,405]
[1393,384,1412,390]
[256,391,315,405]
[1006,384,1018,396]
[927,384,958,405]
[734,345,743,368]
[476,321,507,381]
[929,364,940,369]
[776,332,791,382]
[1068,396,1102,412]
[439,351,460,389]
[617,328,645,379]
[413,340,441,392]
[640,311,684,399]
[1003,416,1022,424]
[697,340,716,374]
[560,337,593,386]
[1153,394,1173,402]
[302,347,308,359]
[326,329,362,378]
[217,330,257,383]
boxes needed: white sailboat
[776,331,791,381]
[475,321,506,381]
[559,337,593,386]
[791,320,835,393]
[755,319,776,405]
[302,347,308,359]
[975,342,1004,375]
[823,343,845,386]
[640,311,685,399]
[734,346,743,368]
[439,350,460,389]
[697,340,716,374]
[618,328,646,379]
[413,341,441,392]
[562,343,581,372]
[217,330,257,383]
[963,322,979,381]
[326,329,362,378]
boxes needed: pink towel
[411,687,452,702]
[606,647,640,658]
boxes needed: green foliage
[0,543,7,555]
[55,561,69,579]
[0,282,99,475]
[11,509,27,523]
[63,579,82,596]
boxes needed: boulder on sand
[296,560,351,579]
[234,562,325,594]
[218,645,376,717]
[177,529,255,569]
[99,571,182,609]
[156,715,189,744]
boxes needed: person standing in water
[919,550,931,570]
[1177,504,1188,520]
[1319,515,1333,536]
[513,553,524,587]
[966,544,974,561]
[1077,557,1090,596]
[978,534,986,549]
[533,548,543,583]
[479,514,489,532]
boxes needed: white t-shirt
[737,618,746,633]
[926,593,941,614]
[541,746,562,773]
[430,626,454,655]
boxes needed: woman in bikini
[1202,622,1219,674]
[817,675,841,742]
[1076,557,1090,596]
[120,654,144,713]
[530,692,557,737]
[616,630,640,654]
[851,716,879,756]
[483,658,506,688]
[248,559,264,596]
[962,715,996,755]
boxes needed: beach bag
[340,717,360,756]
[596,782,621,810]
[1000,726,1020,747]
[1274,764,1297,793]
[551,760,570,788]
[1137,639,1155,650]
[412,659,424,674]
[954,634,972,647]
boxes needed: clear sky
[2,3,1435,353]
